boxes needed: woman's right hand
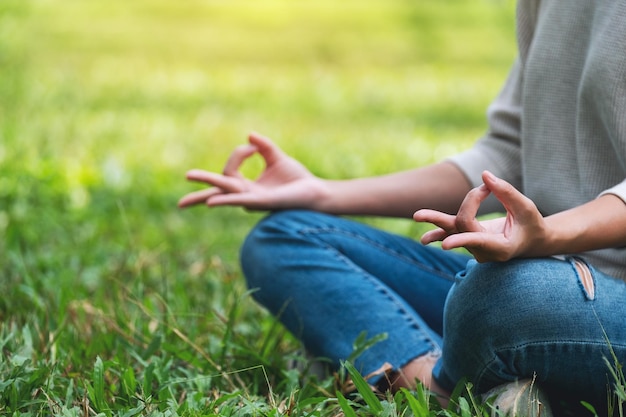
[178,132,326,211]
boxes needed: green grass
[3,0,619,415]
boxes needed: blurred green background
[1,0,516,260]
[0,0,516,412]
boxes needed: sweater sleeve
[446,59,524,214]
[599,181,626,205]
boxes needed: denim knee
[437,258,575,391]
[239,210,322,306]
[240,211,295,288]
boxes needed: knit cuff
[598,179,626,204]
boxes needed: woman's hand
[413,171,547,262]
[178,132,326,211]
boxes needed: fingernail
[484,170,497,182]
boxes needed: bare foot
[382,352,450,408]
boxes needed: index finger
[454,183,491,232]
[222,144,259,177]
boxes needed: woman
[179,0,626,414]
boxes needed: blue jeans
[240,210,626,407]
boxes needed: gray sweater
[449,0,626,280]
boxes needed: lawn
[0,0,582,415]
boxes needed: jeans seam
[319,234,443,355]
[476,339,626,384]
[298,226,458,283]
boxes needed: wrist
[307,178,336,213]
[535,211,589,257]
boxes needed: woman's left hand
[413,171,546,262]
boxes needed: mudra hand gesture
[414,170,546,263]
[178,132,324,211]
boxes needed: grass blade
[336,391,358,417]
[347,331,388,364]
[343,361,383,414]
[91,356,109,416]
[401,387,429,416]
